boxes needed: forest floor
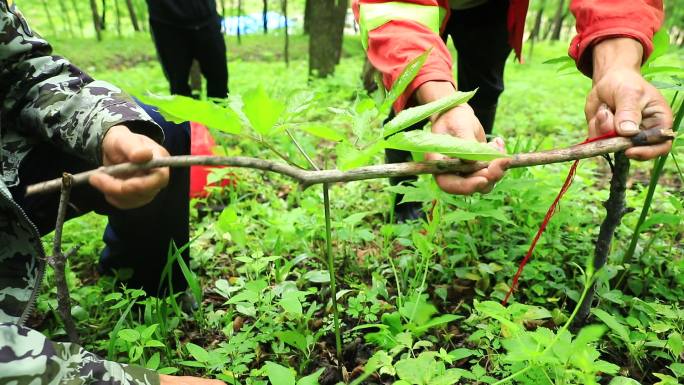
[34,33,684,385]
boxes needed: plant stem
[616,98,683,284]
[493,271,595,385]
[50,173,80,344]
[324,183,342,360]
[574,152,630,327]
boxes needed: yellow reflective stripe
[359,2,447,50]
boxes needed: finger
[127,144,155,164]
[435,173,490,195]
[614,89,644,136]
[625,141,673,161]
[597,104,615,135]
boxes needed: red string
[501,130,618,305]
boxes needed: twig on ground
[26,127,673,196]
[48,173,80,344]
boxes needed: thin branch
[573,152,631,328]
[48,173,80,344]
[26,128,674,196]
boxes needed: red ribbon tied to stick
[502,130,619,305]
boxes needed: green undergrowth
[35,31,684,385]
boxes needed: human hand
[159,374,226,385]
[586,38,673,160]
[89,125,169,209]
[415,81,509,195]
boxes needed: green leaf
[263,361,296,385]
[185,343,210,363]
[448,348,477,361]
[243,86,286,136]
[384,130,506,161]
[336,141,385,170]
[276,330,308,352]
[117,329,140,343]
[644,30,670,67]
[381,49,431,114]
[297,368,324,385]
[592,308,631,344]
[383,91,475,138]
[146,352,161,370]
[138,93,241,135]
[300,124,344,142]
[279,292,303,316]
[667,332,683,357]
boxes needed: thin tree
[237,0,242,44]
[303,0,312,34]
[125,0,140,32]
[549,0,567,41]
[262,0,268,34]
[282,0,289,66]
[89,0,102,41]
[114,0,123,37]
[308,0,348,78]
[41,0,57,37]
[58,0,75,38]
[70,0,85,37]
[527,0,545,42]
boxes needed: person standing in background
[146,0,229,98]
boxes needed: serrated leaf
[608,376,641,385]
[384,130,506,161]
[279,291,303,316]
[381,49,431,114]
[243,86,286,136]
[383,91,475,137]
[138,93,241,134]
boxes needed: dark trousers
[9,102,190,296]
[386,0,512,189]
[150,18,229,98]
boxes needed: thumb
[614,92,643,136]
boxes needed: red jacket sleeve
[353,0,454,113]
[569,0,664,77]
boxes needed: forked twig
[48,173,80,344]
[25,128,673,196]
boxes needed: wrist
[592,38,643,83]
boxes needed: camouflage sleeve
[0,0,163,166]
[0,323,160,385]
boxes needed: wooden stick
[26,128,674,196]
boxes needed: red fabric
[189,122,235,198]
[568,0,664,77]
[502,130,618,305]
[354,0,663,112]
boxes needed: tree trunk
[303,0,312,34]
[89,0,102,41]
[114,0,122,37]
[125,0,140,31]
[282,0,289,66]
[550,0,566,41]
[70,0,85,37]
[527,0,545,42]
[262,0,268,34]
[237,0,242,44]
[42,0,57,37]
[58,0,75,37]
[308,0,348,78]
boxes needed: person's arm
[0,1,168,207]
[0,323,226,385]
[0,323,159,385]
[569,0,672,160]
[353,0,508,195]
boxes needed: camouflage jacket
[0,1,161,384]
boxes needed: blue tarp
[222,11,295,36]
